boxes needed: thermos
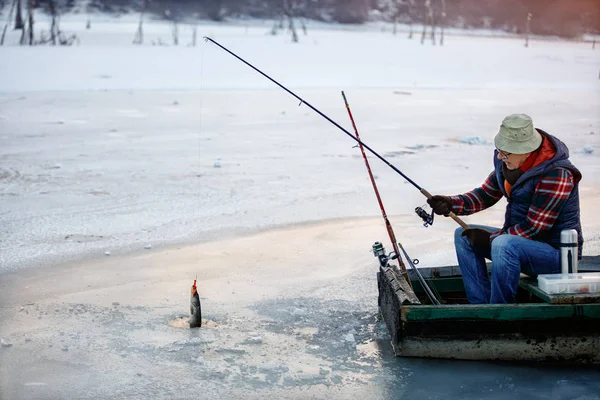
[560,229,578,274]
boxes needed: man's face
[497,150,531,170]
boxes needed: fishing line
[194,33,208,305]
[203,36,470,230]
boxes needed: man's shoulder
[542,167,574,179]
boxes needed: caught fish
[189,278,202,328]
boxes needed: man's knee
[491,234,513,251]
[454,226,467,244]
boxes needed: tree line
[1,0,598,38]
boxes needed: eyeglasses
[496,149,512,160]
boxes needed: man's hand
[427,195,453,216]
[461,228,492,252]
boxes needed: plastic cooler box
[537,272,600,295]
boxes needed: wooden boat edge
[377,256,600,364]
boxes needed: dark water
[373,340,600,400]
[1,293,598,400]
[249,297,600,400]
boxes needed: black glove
[427,195,452,216]
[462,228,491,252]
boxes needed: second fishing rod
[204,36,470,230]
[343,91,441,305]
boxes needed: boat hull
[397,335,599,363]
[377,257,600,364]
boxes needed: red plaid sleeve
[450,171,503,215]
[503,168,574,239]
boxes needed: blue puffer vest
[493,130,583,258]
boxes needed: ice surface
[1,20,599,270]
[1,14,599,400]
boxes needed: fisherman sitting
[428,114,583,304]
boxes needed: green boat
[376,247,600,364]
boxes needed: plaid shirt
[451,169,575,241]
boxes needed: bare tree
[171,21,178,46]
[286,5,298,42]
[270,12,284,36]
[48,0,59,45]
[391,0,400,35]
[421,0,435,45]
[524,12,532,47]
[439,0,446,46]
[283,0,298,42]
[394,0,416,39]
[14,0,23,30]
[133,0,149,45]
[189,25,197,47]
[429,1,436,44]
[404,0,416,39]
[24,0,33,45]
[1,0,18,45]
[271,0,302,42]
[161,7,180,46]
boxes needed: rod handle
[420,188,470,230]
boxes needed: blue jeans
[454,225,560,304]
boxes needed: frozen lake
[1,18,600,400]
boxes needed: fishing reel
[372,241,419,268]
[372,241,397,268]
[415,205,434,228]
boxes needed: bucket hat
[494,114,542,154]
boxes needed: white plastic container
[538,272,600,295]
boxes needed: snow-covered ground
[1,16,599,400]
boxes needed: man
[428,114,583,304]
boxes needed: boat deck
[518,278,600,304]
[407,255,600,305]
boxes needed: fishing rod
[344,91,444,303]
[397,243,441,305]
[341,91,411,286]
[203,36,470,230]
